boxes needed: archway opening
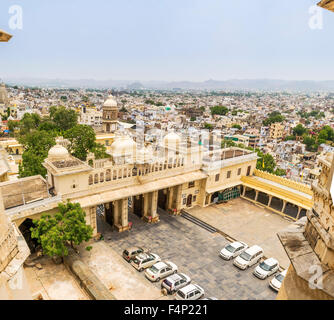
[19,218,39,253]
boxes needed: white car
[220,241,248,260]
[233,245,263,270]
[269,269,287,291]
[161,273,191,294]
[175,284,204,300]
[130,253,161,272]
[145,261,178,282]
[253,258,279,279]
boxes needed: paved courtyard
[187,198,292,269]
[96,206,278,300]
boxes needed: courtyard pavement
[96,206,278,300]
[187,198,292,269]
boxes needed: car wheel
[156,277,160,282]
[139,268,144,272]
[174,270,177,274]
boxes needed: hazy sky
[0,0,334,81]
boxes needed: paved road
[98,209,277,300]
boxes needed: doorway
[133,195,144,217]
[19,218,39,253]
[186,194,193,207]
[158,189,167,210]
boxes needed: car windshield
[259,262,271,271]
[178,291,186,299]
[276,274,285,282]
[225,245,236,253]
[164,280,173,287]
[150,266,159,273]
[240,252,251,261]
[132,259,140,265]
[124,250,129,255]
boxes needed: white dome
[111,135,136,156]
[163,132,181,145]
[48,144,69,160]
[103,95,118,108]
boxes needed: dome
[163,132,181,145]
[103,95,118,108]
[48,144,69,160]
[111,135,136,156]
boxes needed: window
[88,175,93,185]
[247,165,251,176]
[100,172,104,182]
[227,171,231,179]
[188,181,195,188]
[237,168,241,175]
[193,195,197,202]
[106,169,111,181]
[183,198,187,205]
[94,174,98,184]
[215,173,220,182]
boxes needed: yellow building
[270,122,285,140]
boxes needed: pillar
[143,191,159,223]
[282,200,287,214]
[242,186,246,197]
[296,207,302,220]
[255,190,259,202]
[268,195,273,207]
[173,185,182,214]
[114,198,129,232]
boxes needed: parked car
[145,261,178,282]
[220,241,248,260]
[233,245,263,270]
[269,269,287,291]
[123,247,147,262]
[130,253,161,271]
[175,284,204,300]
[253,258,279,279]
[161,273,191,294]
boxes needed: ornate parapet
[254,169,313,195]
[0,223,18,273]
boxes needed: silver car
[161,273,191,294]
[175,284,204,300]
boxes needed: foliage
[263,111,285,126]
[49,106,78,131]
[210,105,228,116]
[232,124,241,130]
[64,124,96,161]
[18,130,56,178]
[31,202,93,258]
[292,124,307,136]
[203,122,213,130]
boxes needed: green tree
[17,113,42,136]
[203,123,213,130]
[64,124,96,161]
[190,116,196,121]
[91,142,109,159]
[18,130,56,178]
[49,106,78,131]
[263,111,285,126]
[210,105,229,116]
[31,202,93,258]
[232,124,242,130]
[292,124,307,136]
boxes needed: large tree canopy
[18,130,56,178]
[31,201,93,258]
[49,106,78,131]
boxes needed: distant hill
[4,77,334,92]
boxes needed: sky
[0,0,334,82]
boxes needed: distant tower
[102,95,118,133]
[277,152,334,300]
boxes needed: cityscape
[1,0,334,309]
